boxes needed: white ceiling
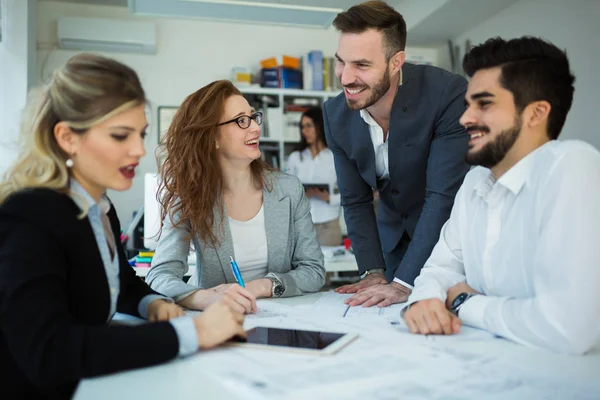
[36,0,363,7]
[218,0,363,7]
[406,0,521,46]
[37,0,519,45]
[39,0,128,5]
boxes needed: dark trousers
[383,232,412,283]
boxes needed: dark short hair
[463,36,575,140]
[332,0,406,60]
[296,106,327,153]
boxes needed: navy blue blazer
[323,63,470,284]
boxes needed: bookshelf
[239,87,341,170]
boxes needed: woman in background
[287,107,342,246]
[0,54,245,399]
[146,80,325,312]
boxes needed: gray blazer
[146,171,325,301]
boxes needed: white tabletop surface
[75,292,600,400]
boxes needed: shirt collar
[69,179,111,214]
[473,170,496,199]
[496,143,550,195]
[473,142,550,198]
[359,69,403,125]
[359,108,378,126]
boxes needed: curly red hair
[157,80,270,247]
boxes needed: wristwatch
[265,273,285,298]
[450,292,477,315]
[360,268,385,280]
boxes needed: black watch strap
[450,292,477,315]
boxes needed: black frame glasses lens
[237,112,262,129]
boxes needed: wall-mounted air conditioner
[57,17,157,54]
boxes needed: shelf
[238,85,338,170]
[239,86,341,98]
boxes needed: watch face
[273,283,285,297]
[451,292,468,310]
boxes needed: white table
[75,292,600,400]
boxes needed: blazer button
[392,190,399,195]
[401,214,408,220]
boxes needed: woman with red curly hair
[146,80,325,313]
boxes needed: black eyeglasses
[218,111,263,129]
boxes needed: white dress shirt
[287,148,341,224]
[406,140,600,354]
[229,205,269,281]
[360,109,390,181]
[358,73,413,290]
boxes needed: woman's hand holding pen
[178,284,257,314]
[209,284,257,314]
[193,301,246,349]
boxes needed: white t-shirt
[286,148,341,224]
[228,205,268,282]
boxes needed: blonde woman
[0,54,245,398]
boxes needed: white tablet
[225,327,358,355]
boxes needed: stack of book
[260,55,302,89]
[133,250,154,268]
[257,51,343,92]
[302,51,344,92]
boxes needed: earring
[66,158,74,168]
[215,143,219,150]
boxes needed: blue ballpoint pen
[229,256,245,287]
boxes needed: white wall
[37,1,441,226]
[0,0,36,175]
[450,0,600,148]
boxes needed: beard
[345,67,391,111]
[465,116,521,169]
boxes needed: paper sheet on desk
[205,331,600,400]
[185,300,310,320]
[307,292,496,338]
[197,292,600,400]
[310,291,406,324]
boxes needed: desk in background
[76,292,600,400]
[133,246,359,277]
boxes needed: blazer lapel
[349,112,378,188]
[263,181,289,272]
[212,203,237,284]
[388,64,418,180]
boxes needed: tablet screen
[229,327,357,355]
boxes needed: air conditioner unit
[57,17,157,54]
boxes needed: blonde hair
[0,53,146,204]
